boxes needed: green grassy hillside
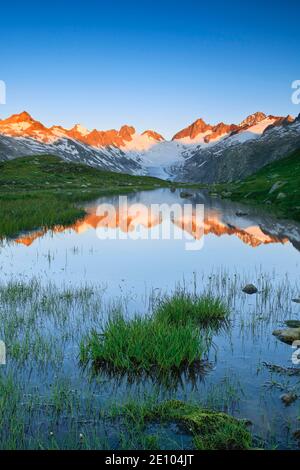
[0,154,171,238]
[213,149,300,221]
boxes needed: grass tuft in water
[154,291,229,328]
[80,313,206,373]
[81,292,229,373]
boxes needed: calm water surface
[1,188,299,289]
[1,188,300,449]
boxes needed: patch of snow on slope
[141,141,186,167]
[122,133,158,151]
[136,141,194,179]
[229,118,278,143]
[73,124,90,136]
[206,132,231,145]
[176,131,211,145]
[51,127,69,138]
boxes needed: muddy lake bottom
[0,188,300,450]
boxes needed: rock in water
[180,191,193,198]
[292,298,300,304]
[242,284,258,295]
[236,211,248,217]
[280,393,297,406]
[273,327,300,344]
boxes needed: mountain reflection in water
[13,189,299,251]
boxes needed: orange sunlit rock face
[204,123,239,143]
[0,110,294,150]
[14,205,289,248]
[171,112,295,143]
[172,118,212,141]
[141,130,165,142]
[0,111,165,149]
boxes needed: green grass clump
[114,399,252,450]
[0,196,85,239]
[154,292,229,328]
[80,313,206,373]
[0,374,25,450]
[213,149,300,221]
[81,292,229,374]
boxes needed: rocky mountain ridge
[0,111,299,183]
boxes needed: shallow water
[1,188,299,291]
[0,188,300,449]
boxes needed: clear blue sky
[1,0,300,138]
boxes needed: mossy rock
[147,400,252,450]
[273,327,300,344]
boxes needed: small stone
[280,393,297,406]
[292,298,300,304]
[242,284,258,295]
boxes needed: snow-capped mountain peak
[119,125,136,141]
[0,110,299,184]
[121,129,165,152]
[1,110,34,124]
[172,118,212,143]
[171,112,293,146]
[71,124,90,136]
[141,130,164,142]
[239,111,267,128]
